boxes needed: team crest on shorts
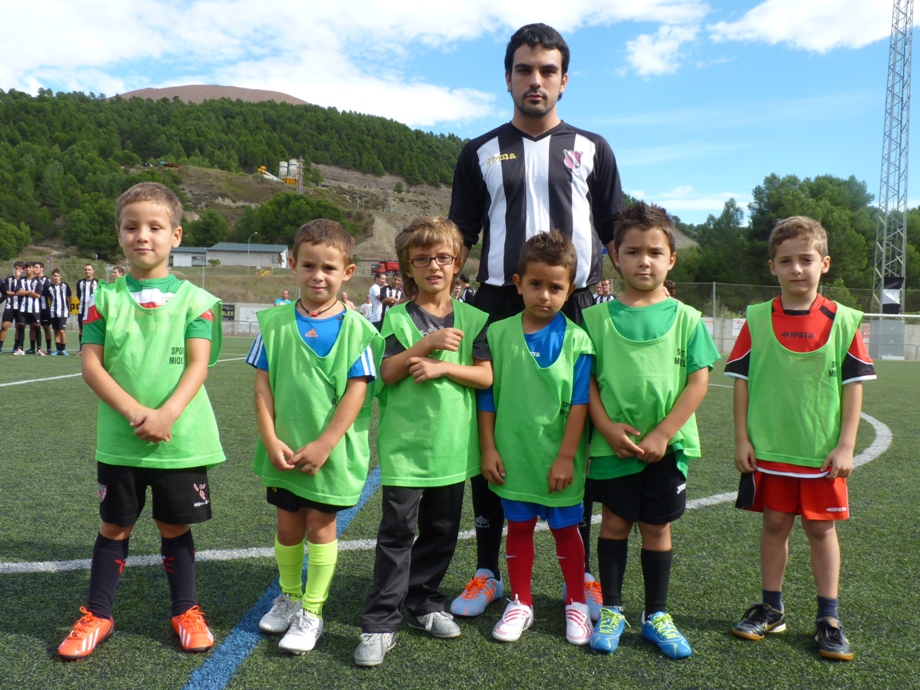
[97,483,107,502]
[563,149,582,170]
[194,483,208,501]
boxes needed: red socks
[505,519,587,607]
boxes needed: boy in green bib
[726,217,874,661]
[59,183,224,660]
[355,217,492,667]
[249,219,383,655]
[480,232,595,646]
[583,202,719,659]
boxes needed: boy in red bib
[726,216,875,661]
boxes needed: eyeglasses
[409,254,455,268]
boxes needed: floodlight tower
[873,0,913,314]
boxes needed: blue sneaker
[641,611,692,659]
[60,350,70,356]
[590,607,628,654]
[450,569,503,617]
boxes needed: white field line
[0,356,248,388]
[0,412,889,577]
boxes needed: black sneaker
[25,348,35,355]
[732,603,786,641]
[815,617,854,660]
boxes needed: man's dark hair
[459,273,470,284]
[504,23,570,75]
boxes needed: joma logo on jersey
[169,345,184,365]
[486,153,517,165]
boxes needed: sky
[1,0,913,224]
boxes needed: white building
[207,242,289,268]
[169,246,207,267]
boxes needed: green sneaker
[732,602,786,641]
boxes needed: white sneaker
[278,609,323,654]
[354,632,397,666]
[492,598,534,642]
[565,601,593,645]
[259,592,301,634]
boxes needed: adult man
[0,261,23,353]
[33,261,53,354]
[367,272,387,329]
[593,278,615,303]
[458,273,476,303]
[448,23,624,620]
[379,273,403,322]
[75,263,98,355]
[274,289,292,307]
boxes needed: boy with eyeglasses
[355,217,492,666]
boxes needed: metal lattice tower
[874,0,913,313]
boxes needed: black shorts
[472,284,595,326]
[39,310,51,326]
[586,452,687,525]
[97,462,212,527]
[50,316,67,331]
[266,486,353,514]
[2,308,15,325]
[16,312,37,326]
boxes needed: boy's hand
[407,356,448,383]
[266,438,297,471]
[734,437,757,473]
[822,444,854,480]
[421,328,463,353]
[292,440,332,475]
[600,422,644,458]
[547,456,574,494]
[131,407,175,443]
[637,429,669,463]
[481,448,506,485]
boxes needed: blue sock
[763,590,783,611]
[817,596,838,620]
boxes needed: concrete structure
[170,246,207,267]
[207,242,289,268]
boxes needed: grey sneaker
[354,632,397,666]
[278,609,323,655]
[259,593,301,634]
[407,610,461,638]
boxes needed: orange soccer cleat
[58,607,114,661]
[171,605,215,653]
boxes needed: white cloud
[638,185,750,214]
[625,24,700,76]
[1,0,711,126]
[708,0,892,53]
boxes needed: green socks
[302,540,338,617]
[274,537,305,600]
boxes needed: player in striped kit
[44,268,73,355]
[15,263,44,355]
[76,264,98,355]
[0,261,23,353]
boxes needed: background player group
[1,260,123,356]
[57,21,873,669]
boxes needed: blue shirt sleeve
[477,386,496,413]
[347,345,377,381]
[246,334,268,371]
[571,354,592,405]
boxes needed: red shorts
[749,471,849,521]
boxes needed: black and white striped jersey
[44,282,72,319]
[593,294,615,304]
[3,276,20,310]
[76,278,98,319]
[19,277,40,315]
[34,276,50,312]
[449,121,624,289]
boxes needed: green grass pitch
[0,339,916,689]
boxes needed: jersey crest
[564,149,583,170]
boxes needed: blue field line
[183,467,381,690]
